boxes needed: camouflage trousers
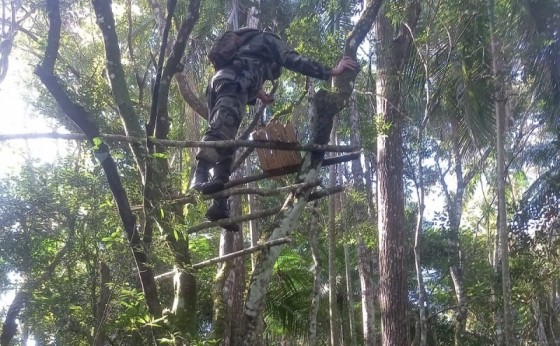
[196,67,260,167]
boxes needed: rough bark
[375,2,419,345]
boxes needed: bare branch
[155,237,292,280]
[308,185,345,201]
[187,206,282,234]
[175,71,208,119]
[0,132,359,152]
[225,152,360,189]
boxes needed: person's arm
[268,34,358,80]
[329,56,359,76]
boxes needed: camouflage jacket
[235,32,332,82]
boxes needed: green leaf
[92,137,103,150]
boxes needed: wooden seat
[252,120,302,173]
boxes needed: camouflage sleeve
[265,34,331,81]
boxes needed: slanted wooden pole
[154,237,292,280]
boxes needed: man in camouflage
[191,29,358,230]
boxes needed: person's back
[235,31,332,83]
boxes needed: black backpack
[207,28,262,69]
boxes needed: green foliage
[5,0,560,344]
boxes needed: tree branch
[225,152,360,190]
[187,206,283,234]
[155,237,292,281]
[0,132,359,152]
[92,0,146,182]
[36,0,162,327]
[175,71,208,119]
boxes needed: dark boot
[206,197,241,232]
[201,158,232,194]
[190,159,212,192]
[206,197,229,221]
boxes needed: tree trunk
[242,0,383,342]
[413,131,428,346]
[328,120,342,346]
[547,282,560,345]
[359,148,377,346]
[448,164,468,345]
[488,0,513,342]
[93,262,111,346]
[308,202,322,346]
[533,298,549,346]
[375,2,419,344]
[344,243,358,346]
[211,169,246,345]
[357,241,376,346]
[1,291,28,346]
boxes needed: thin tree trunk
[413,131,428,346]
[244,0,260,272]
[548,282,560,344]
[488,0,513,342]
[344,243,358,346]
[493,219,503,345]
[93,262,111,346]
[248,163,259,270]
[328,121,341,346]
[448,141,468,346]
[307,79,321,346]
[533,298,549,346]
[211,220,245,345]
[360,149,377,346]
[308,202,322,346]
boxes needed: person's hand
[257,89,275,105]
[330,56,359,76]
